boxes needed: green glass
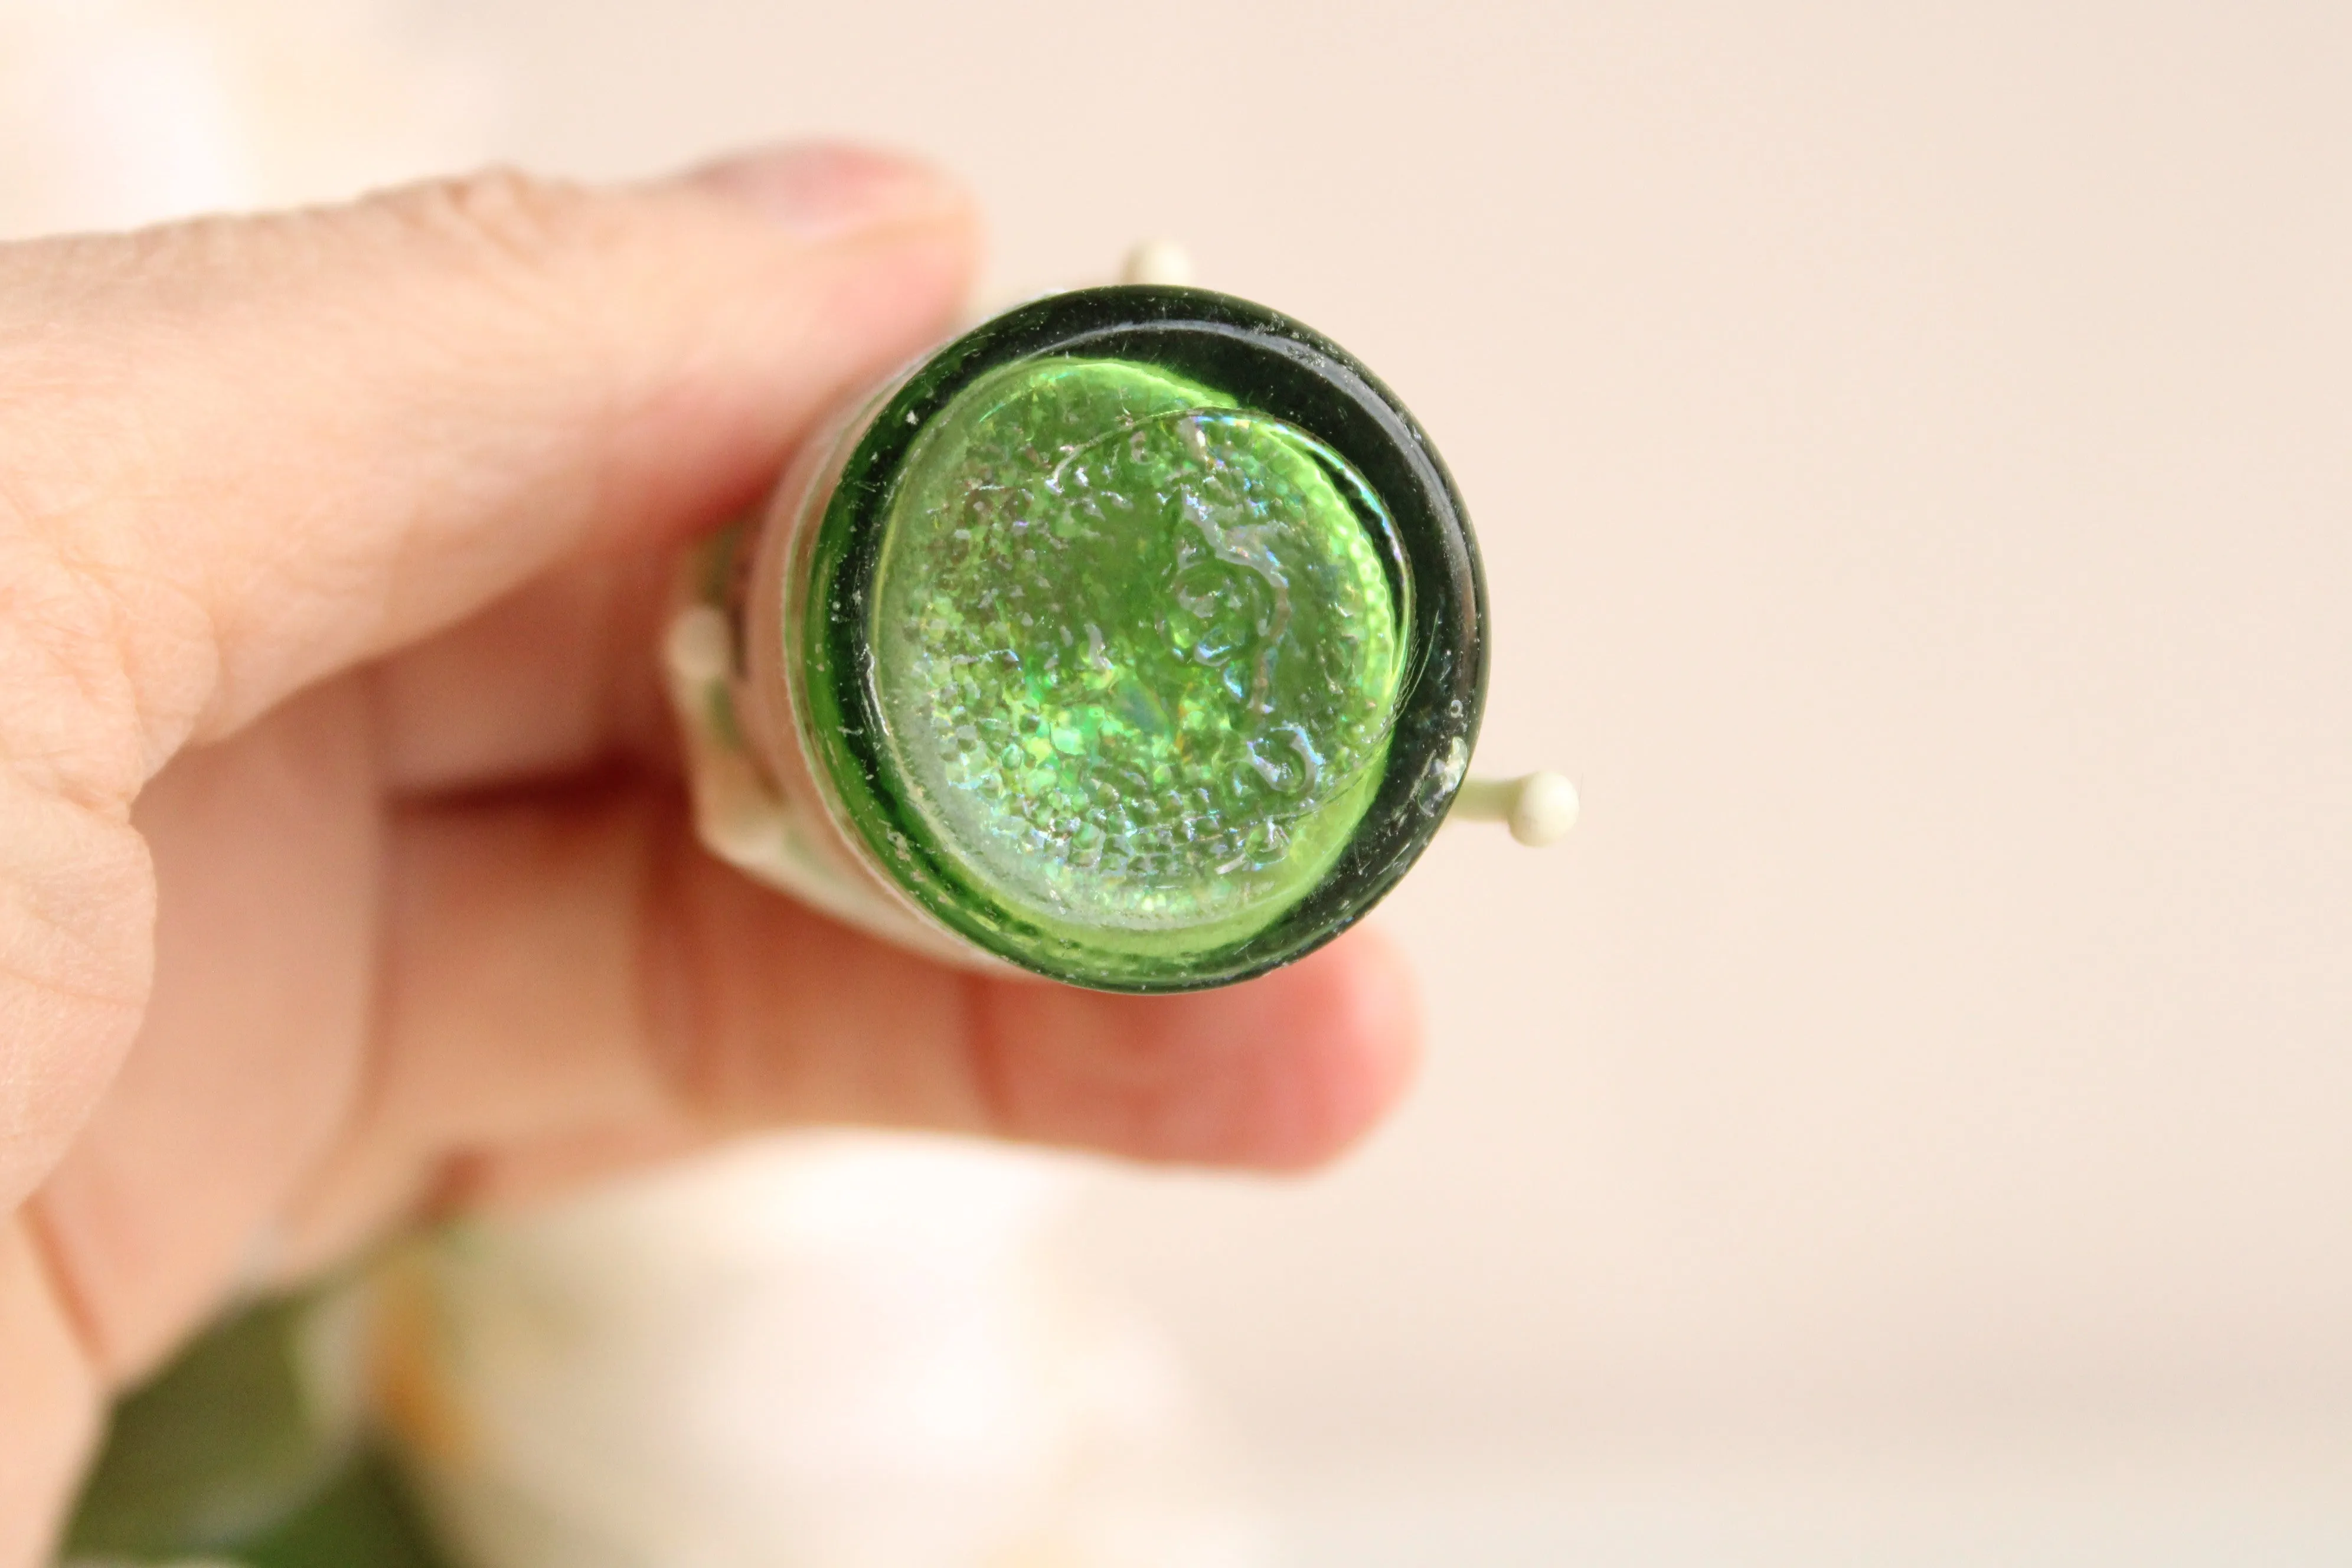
[784,286,1486,992]
[868,355,1408,959]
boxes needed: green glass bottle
[668,285,1487,992]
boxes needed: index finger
[0,145,976,796]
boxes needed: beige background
[431,0,2352,1473]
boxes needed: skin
[0,144,1420,1567]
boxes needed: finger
[0,143,976,802]
[642,806,1418,1169]
[369,544,679,796]
[277,789,1420,1267]
[30,680,378,1382]
[965,923,1421,1171]
[0,1216,100,1568]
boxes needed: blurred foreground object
[63,1292,449,1568]
[375,1137,1269,1568]
[66,1140,1270,1568]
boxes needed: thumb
[0,143,976,796]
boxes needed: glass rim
[794,284,1489,992]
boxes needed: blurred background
[11,1,2351,1562]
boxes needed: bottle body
[676,285,1487,992]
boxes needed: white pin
[1446,770,1581,847]
[1119,239,1195,288]
[664,602,733,686]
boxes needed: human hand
[0,145,1419,1566]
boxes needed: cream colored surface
[429,0,2352,1482]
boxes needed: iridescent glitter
[869,356,1409,956]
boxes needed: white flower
[371,1134,1272,1568]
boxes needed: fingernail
[684,143,968,240]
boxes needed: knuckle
[0,264,221,795]
[0,507,174,809]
